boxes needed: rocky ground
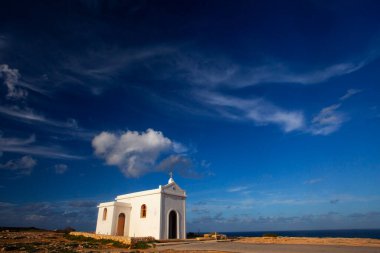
[0,228,227,252]
[0,228,131,252]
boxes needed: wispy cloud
[0,35,7,49]
[188,211,380,231]
[188,190,380,220]
[0,64,94,142]
[0,155,37,175]
[2,144,84,160]
[0,133,35,146]
[0,64,27,100]
[304,178,323,185]
[0,199,98,230]
[138,46,372,88]
[227,186,251,193]
[187,192,380,230]
[54,164,68,174]
[52,44,374,94]
[309,104,346,136]
[197,91,305,133]
[0,105,76,128]
[0,133,83,160]
[308,88,363,135]
[340,88,362,101]
[58,46,176,94]
[0,106,94,140]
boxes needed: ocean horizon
[213,229,380,239]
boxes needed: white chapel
[95,174,186,239]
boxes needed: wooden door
[117,213,125,236]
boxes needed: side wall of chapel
[118,193,161,239]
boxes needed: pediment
[162,182,186,196]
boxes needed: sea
[221,229,380,239]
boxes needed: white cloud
[0,155,37,175]
[198,91,305,133]
[309,103,346,136]
[0,64,27,99]
[92,129,188,177]
[340,88,361,101]
[54,164,68,174]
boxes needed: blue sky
[0,0,380,232]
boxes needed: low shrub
[262,233,278,237]
[131,241,151,249]
[187,232,202,238]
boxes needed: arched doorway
[116,213,125,236]
[168,210,177,239]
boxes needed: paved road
[157,241,380,253]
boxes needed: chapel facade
[95,175,186,239]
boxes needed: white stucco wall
[116,189,162,239]
[95,201,131,236]
[112,203,131,236]
[96,202,115,235]
[161,194,186,239]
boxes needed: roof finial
[168,171,174,184]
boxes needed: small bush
[187,232,202,238]
[3,243,40,252]
[56,227,76,234]
[262,233,278,237]
[131,241,151,249]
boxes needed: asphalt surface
[157,241,380,253]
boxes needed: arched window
[140,204,147,218]
[103,208,107,220]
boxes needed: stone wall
[130,236,155,244]
[69,232,131,244]
[69,232,155,245]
